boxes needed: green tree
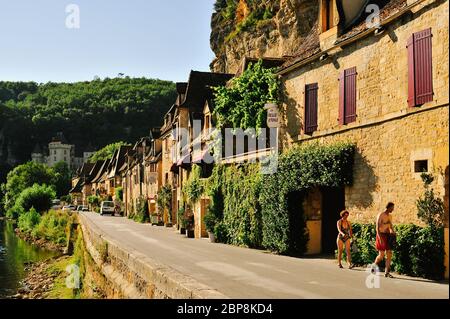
[52,161,72,197]
[7,184,56,219]
[2,162,56,212]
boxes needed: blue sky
[0,0,216,83]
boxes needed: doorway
[321,187,345,254]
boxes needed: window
[205,115,210,131]
[54,157,56,161]
[304,83,318,134]
[321,0,334,32]
[339,67,357,125]
[414,160,429,173]
[408,28,433,107]
[64,150,67,155]
[54,150,57,155]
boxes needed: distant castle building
[31,132,95,171]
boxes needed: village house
[171,71,234,237]
[273,0,448,276]
[122,138,151,217]
[69,162,94,205]
[143,128,163,223]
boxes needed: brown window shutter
[344,67,357,124]
[407,34,416,107]
[338,71,345,125]
[414,28,433,105]
[304,83,318,134]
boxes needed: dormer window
[322,0,334,32]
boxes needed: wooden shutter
[344,67,357,124]
[408,28,433,107]
[414,28,433,105]
[305,83,318,134]
[338,72,345,125]
[339,67,357,125]
[407,34,416,107]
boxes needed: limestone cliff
[210,0,319,74]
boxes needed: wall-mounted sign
[264,103,279,128]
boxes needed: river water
[0,219,57,298]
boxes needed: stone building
[275,0,448,269]
[31,132,95,171]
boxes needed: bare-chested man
[373,202,396,278]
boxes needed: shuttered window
[339,67,357,125]
[407,28,433,107]
[304,83,318,134]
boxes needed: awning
[192,149,213,164]
[177,153,191,166]
[170,163,178,173]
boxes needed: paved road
[81,212,448,299]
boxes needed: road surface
[80,211,449,299]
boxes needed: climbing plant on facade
[260,142,356,255]
[213,59,280,130]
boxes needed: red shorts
[376,233,392,251]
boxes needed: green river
[0,219,57,298]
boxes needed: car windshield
[102,202,114,207]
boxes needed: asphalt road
[81,212,449,299]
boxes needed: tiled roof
[336,0,407,44]
[280,0,408,71]
[179,71,234,114]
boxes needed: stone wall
[280,0,449,225]
[78,213,226,299]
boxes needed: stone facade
[280,0,449,226]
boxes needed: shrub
[410,226,445,280]
[177,207,187,228]
[32,210,73,245]
[132,196,149,224]
[7,184,56,218]
[350,223,445,280]
[349,223,378,266]
[88,195,101,210]
[157,184,172,220]
[18,207,42,234]
[115,187,123,202]
[203,211,217,233]
[416,173,445,228]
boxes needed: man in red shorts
[373,202,396,278]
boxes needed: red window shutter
[344,67,357,124]
[407,34,416,107]
[414,28,433,105]
[338,71,345,125]
[304,83,318,134]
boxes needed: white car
[100,201,115,216]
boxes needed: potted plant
[177,207,186,235]
[186,214,195,238]
[203,211,216,243]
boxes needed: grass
[46,226,87,299]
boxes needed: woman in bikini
[337,210,354,269]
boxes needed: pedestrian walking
[373,202,396,278]
[337,210,354,269]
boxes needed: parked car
[77,205,89,212]
[100,201,115,216]
[51,199,62,210]
[62,206,71,212]
[68,205,77,211]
